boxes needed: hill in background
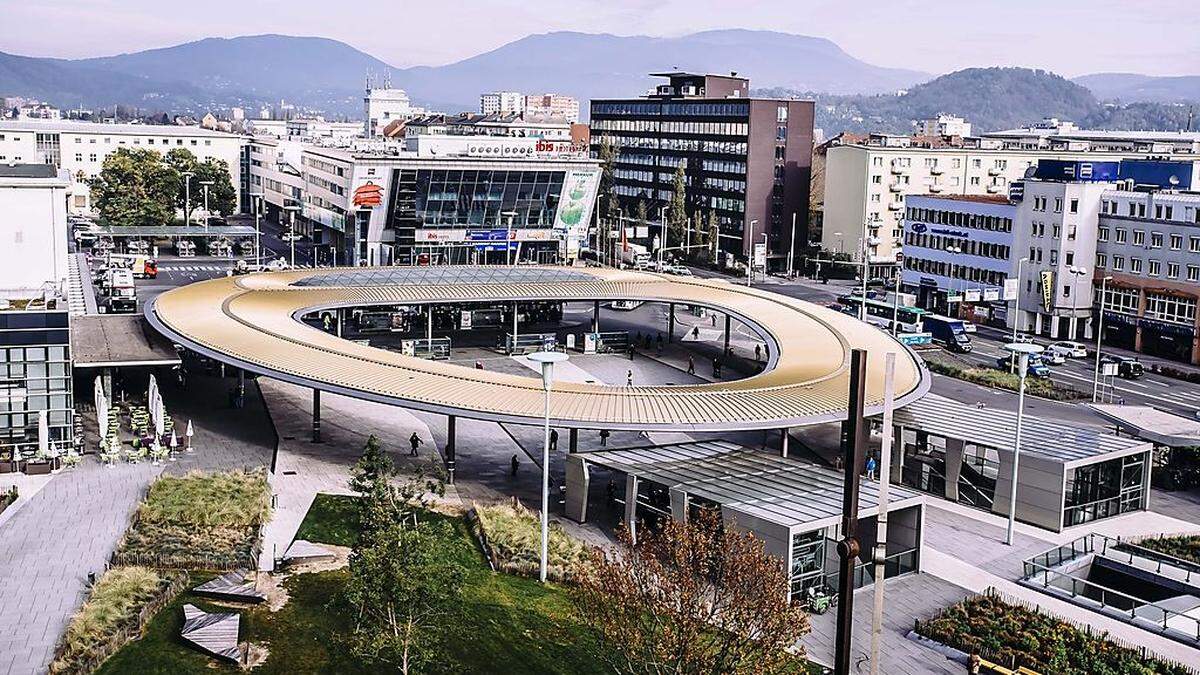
[759,67,1198,135]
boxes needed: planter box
[24,461,52,475]
[0,462,14,474]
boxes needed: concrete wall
[0,171,69,295]
[722,507,791,561]
[564,454,589,522]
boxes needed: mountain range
[1,31,1196,132]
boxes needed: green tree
[343,518,467,674]
[164,148,236,220]
[349,435,444,547]
[635,199,648,228]
[89,148,178,227]
[596,136,620,223]
[707,210,720,260]
[667,162,688,251]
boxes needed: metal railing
[1021,533,1200,641]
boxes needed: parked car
[1013,333,1036,344]
[1042,350,1067,365]
[1101,355,1145,379]
[665,264,692,276]
[960,321,977,334]
[1049,341,1088,358]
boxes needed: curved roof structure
[146,266,928,431]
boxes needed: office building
[983,119,1200,154]
[822,135,1200,276]
[900,194,1016,318]
[480,91,526,116]
[248,134,601,266]
[0,163,75,454]
[590,72,814,270]
[0,120,245,215]
[404,112,572,141]
[249,118,364,143]
[900,158,1200,364]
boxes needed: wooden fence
[48,571,189,675]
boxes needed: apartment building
[479,91,526,116]
[822,134,1197,275]
[0,120,245,215]
[525,94,580,124]
[590,72,814,270]
[917,114,971,138]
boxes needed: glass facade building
[0,309,73,454]
[589,73,814,269]
[404,169,565,228]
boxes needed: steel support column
[723,314,731,353]
[311,389,322,443]
[592,300,600,333]
[668,303,675,343]
[568,428,578,454]
[835,349,868,675]
[446,415,456,484]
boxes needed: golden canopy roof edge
[145,266,929,431]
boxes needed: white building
[917,114,971,138]
[480,91,526,116]
[249,118,363,143]
[0,164,70,297]
[0,120,245,214]
[821,136,1200,270]
[525,94,580,124]
[365,87,419,137]
[16,103,61,121]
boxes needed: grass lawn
[98,494,610,674]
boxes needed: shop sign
[983,288,1000,302]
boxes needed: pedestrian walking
[754,344,762,362]
[409,432,423,456]
[510,454,520,476]
[710,314,717,327]
[627,344,635,360]
[599,429,610,447]
[627,369,633,386]
[866,455,878,481]
[712,357,721,378]
[475,360,484,369]
[687,355,695,375]
[550,429,559,452]
[692,326,700,339]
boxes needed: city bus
[837,295,928,333]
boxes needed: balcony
[888,202,904,211]
[890,163,910,175]
[987,167,1002,176]
[929,166,944,175]
[929,184,944,193]
[889,183,903,193]
[986,184,1003,194]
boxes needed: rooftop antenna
[1187,105,1194,133]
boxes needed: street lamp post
[250,191,264,265]
[283,205,301,268]
[787,212,797,279]
[501,211,517,266]
[746,219,758,287]
[1011,257,1029,343]
[200,180,214,232]
[1067,266,1089,341]
[182,171,195,228]
[944,245,962,317]
[1004,342,1043,545]
[1092,275,1114,402]
[859,235,878,322]
[527,351,568,583]
[658,206,668,272]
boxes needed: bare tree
[572,511,811,674]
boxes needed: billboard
[1039,270,1055,310]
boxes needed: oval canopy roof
[147,266,928,431]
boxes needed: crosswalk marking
[161,265,226,272]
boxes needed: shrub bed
[0,485,17,517]
[917,591,1192,674]
[113,469,269,570]
[470,500,587,581]
[924,359,1086,400]
[1132,535,1200,565]
[49,566,187,675]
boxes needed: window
[88,153,96,162]
[1150,232,1163,249]
[1192,237,1200,253]
[1129,203,1137,217]
[1050,250,1058,265]
[777,105,788,122]
[74,153,82,162]
[1130,258,1143,273]
[1167,262,1180,279]
[1132,230,1144,246]
[1096,253,1107,268]
[1069,199,1079,214]
[1189,266,1200,282]
[1098,226,1109,242]
[1113,256,1125,271]
[1065,251,1075,266]
[1063,285,1071,298]
[1149,260,1161,276]
[1171,234,1183,250]
[1146,293,1197,325]
[1052,224,1061,239]
[871,175,882,184]
[1054,197,1062,213]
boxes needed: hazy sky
[2,0,1197,77]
